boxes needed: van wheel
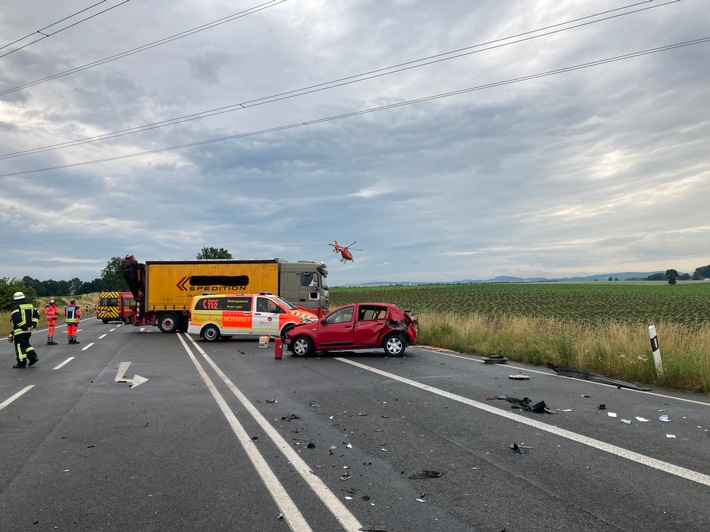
[383,333,406,357]
[280,324,295,340]
[202,325,220,342]
[292,336,314,357]
[158,313,179,333]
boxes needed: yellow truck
[121,255,328,333]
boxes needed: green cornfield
[330,281,710,394]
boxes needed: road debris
[282,413,300,421]
[510,442,533,454]
[483,355,508,364]
[509,374,530,380]
[636,417,649,422]
[659,415,671,422]
[487,395,556,414]
[608,412,617,418]
[547,363,651,391]
[598,404,606,410]
[667,434,676,438]
[408,470,443,479]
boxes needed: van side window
[224,297,251,311]
[257,297,282,313]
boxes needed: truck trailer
[121,255,328,333]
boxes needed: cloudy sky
[1,0,708,286]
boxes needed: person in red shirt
[44,296,60,345]
[64,299,82,344]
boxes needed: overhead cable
[0,1,131,59]
[0,0,679,160]
[1,36,707,179]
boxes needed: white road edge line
[53,357,75,370]
[184,334,363,532]
[337,358,710,488]
[0,385,34,410]
[176,334,313,532]
[423,348,710,407]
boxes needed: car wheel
[292,336,314,357]
[383,333,406,357]
[202,324,220,342]
[158,313,179,333]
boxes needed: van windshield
[272,295,297,310]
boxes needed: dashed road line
[0,386,34,410]
[53,357,75,370]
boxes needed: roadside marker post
[274,337,283,359]
[648,325,664,378]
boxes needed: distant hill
[340,271,667,287]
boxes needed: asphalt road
[1,318,708,531]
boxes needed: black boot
[28,356,38,367]
[13,362,26,368]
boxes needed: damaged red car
[284,302,417,357]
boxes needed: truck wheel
[102,319,109,324]
[158,313,179,333]
[292,336,314,357]
[202,325,220,342]
[383,333,406,357]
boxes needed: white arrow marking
[115,361,148,388]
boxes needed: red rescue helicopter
[330,240,361,263]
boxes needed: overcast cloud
[1,0,708,286]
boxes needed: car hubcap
[386,337,402,354]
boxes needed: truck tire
[102,319,109,324]
[202,325,220,342]
[158,313,179,333]
[383,333,406,357]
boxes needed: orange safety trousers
[67,323,78,336]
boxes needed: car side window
[327,306,354,324]
[359,305,387,321]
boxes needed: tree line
[1,248,233,311]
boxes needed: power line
[0,1,131,59]
[1,36,707,179]
[0,0,285,95]
[0,0,680,161]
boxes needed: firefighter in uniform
[44,296,60,345]
[65,299,82,344]
[9,291,40,368]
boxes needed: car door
[316,305,355,348]
[353,304,389,347]
[252,296,281,335]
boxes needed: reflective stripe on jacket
[65,305,81,323]
[11,303,40,335]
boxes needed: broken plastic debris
[608,412,617,418]
[509,374,529,380]
[408,470,443,479]
[483,355,508,364]
[415,498,426,503]
[598,404,606,410]
[547,363,651,391]
[561,409,572,412]
[621,419,632,424]
[659,415,670,422]
[635,417,649,422]
[265,399,278,404]
[510,442,533,454]
[666,434,676,439]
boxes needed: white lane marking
[0,386,34,410]
[81,343,94,351]
[114,362,148,388]
[99,334,107,339]
[53,357,75,370]
[110,328,116,332]
[337,358,710,488]
[176,335,313,532]
[423,348,710,407]
[186,335,364,532]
